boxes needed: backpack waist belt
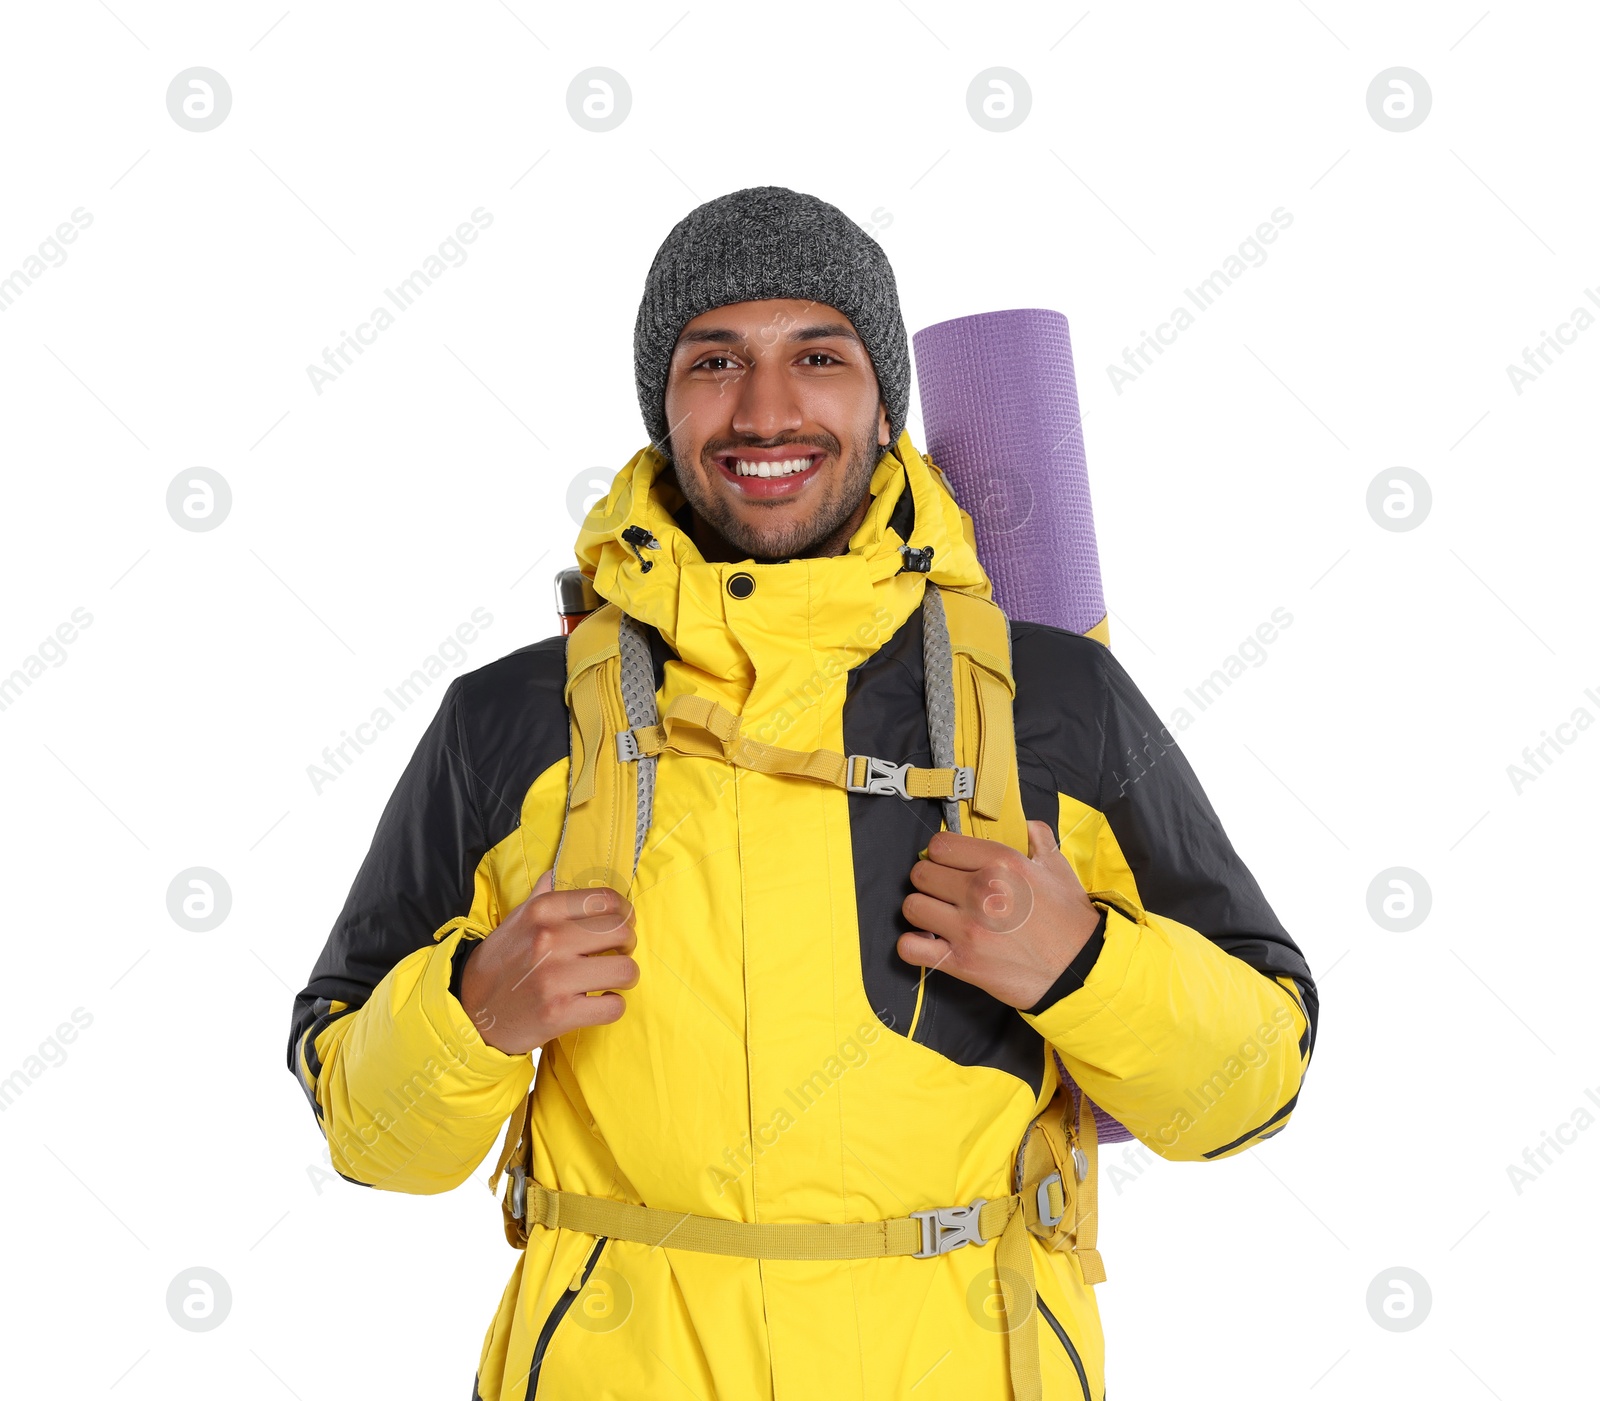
[511,1176,1066,1401]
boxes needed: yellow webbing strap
[562,605,622,809]
[939,590,1029,851]
[522,1183,1044,1401]
[487,1094,529,1199]
[555,605,636,893]
[1069,1085,1106,1285]
[624,694,973,800]
[996,1205,1044,1401]
[969,665,1012,820]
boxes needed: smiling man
[290,186,1318,1401]
[663,299,889,563]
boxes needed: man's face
[662,298,892,562]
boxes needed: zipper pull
[1060,1066,1088,1180]
[568,1264,588,1292]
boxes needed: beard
[668,410,884,564]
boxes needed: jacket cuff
[419,926,530,1085]
[448,931,479,1005]
[1023,906,1108,1015]
[1019,902,1142,1043]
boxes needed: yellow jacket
[290,433,1317,1400]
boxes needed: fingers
[541,884,634,926]
[902,890,967,943]
[551,990,627,1034]
[897,929,969,980]
[510,880,635,940]
[1026,820,1087,896]
[896,930,956,972]
[922,829,1005,871]
[532,868,554,896]
[910,841,1037,936]
[557,953,641,998]
[907,855,970,905]
[561,917,637,956]
[1025,820,1058,861]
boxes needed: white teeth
[732,457,812,478]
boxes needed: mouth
[712,448,826,499]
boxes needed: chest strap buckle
[848,756,913,796]
[911,1199,989,1257]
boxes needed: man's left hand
[898,820,1102,1010]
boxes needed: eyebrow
[676,320,862,348]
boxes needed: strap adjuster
[1035,1171,1065,1229]
[911,1199,989,1257]
[847,755,911,797]
[509,1165,527,1221]
[950,766,975,801]
[615,730,641,762]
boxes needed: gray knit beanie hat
[633,186,910,449]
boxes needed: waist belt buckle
[847,756,911,798]
[912,1198,989,1258]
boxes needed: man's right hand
[457,870,638,1055]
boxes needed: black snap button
[727,572,755,600]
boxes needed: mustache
[701,432,839,459]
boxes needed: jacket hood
[573,431,993,686]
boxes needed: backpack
[488,582,1106,1289]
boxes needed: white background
[2,2,1596,1396]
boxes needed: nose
[729,358,804,441]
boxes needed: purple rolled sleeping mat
[913,307,1131,1146]
[912,308,1107,637]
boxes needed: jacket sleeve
[1020,641,1318,1162]
[287,645,569,1193]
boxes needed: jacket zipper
[525,1237,608,1400]
[1036,1297,1092,1401]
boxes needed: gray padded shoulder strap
[616,612,660,877]
[920,583,962,836]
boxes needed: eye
[801,352,843,366]
[691,354,740,372]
